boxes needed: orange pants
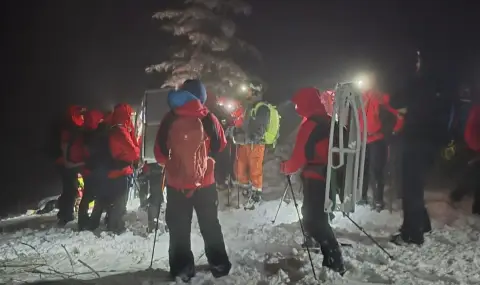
[234,144,265,190]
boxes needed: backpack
[65,127,83,163]
[251,102,281,146]
[166,114,208,189]
[84,124,113,174]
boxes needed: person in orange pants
[230,88,271,206]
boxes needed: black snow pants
[165,183,231,279]
[77,175,95,230]
[362,139,388,205]
[214,141,235,186]
[89,176,129,234]
[57,167,79,224]
[301,177,344,271]
[146,165,165,225]
[400,140,434,243]
[452,160,480,214]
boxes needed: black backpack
[84,123,114,175]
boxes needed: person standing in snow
[57,105,86,226]
[154,82,231,281]
[89,104,140,234]
[450,93,480,215]
[359,81,404,211]
[280,87,346,275]
[77,109,105,231]
[391,50,451,245]
[137,162,165,232]
[231,87,280,207]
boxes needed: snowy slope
[1,190,480,285]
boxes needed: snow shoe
[210,263,231,278]
[390,233,424,246]
[244,190,262,210]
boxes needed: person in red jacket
[359,89,403,211]
[154,86,231,281]
[91,103,139,234]
[451,98,480,215]
[280,87,346,275]
[57,105,86,226]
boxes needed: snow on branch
[147,0,261,96]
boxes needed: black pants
[301,177,343,269]
[452,161,480,214]
[57,167,79,223]
[214,141,235,185]
[78,173,106,230]
[166,183,231,278]
[147,168,165,224]
[362,139,388,205]
[89,176,129,234]
[401,140,434,243]
[138,176,149,209]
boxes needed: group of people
[55,103,140,234]
[52,54,480,281]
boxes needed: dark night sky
[2,0,479,215]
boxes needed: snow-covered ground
[1,186,480,285]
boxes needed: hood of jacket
[168,90,209,118]
[67,105,85,127]
[181,79,207,104]
[291,87,328,118]
[84,110,104,130]
[112,103,134,126]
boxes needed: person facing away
[359,79,404,211]
[280,87,346,275]
[57,105,86,226]
[89,103,140,234]
[390,50,451,246]
[77,109,104,231]
[153,83,231,281]
[231,89,273,204]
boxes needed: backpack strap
[157,111,177,157]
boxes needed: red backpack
[166,115,208,191]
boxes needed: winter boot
[390,232,424,246]
[301,236,320,249]
[322,247,346,276]
[210,263,231,278]
[240,184,251,198]
[243,189,262,210]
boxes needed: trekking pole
[227,143,232,207]
[271,183,289,224]
[149,168,166,269]
[235,144,240,209]
[286,175,317,281]
[342,212,394,260]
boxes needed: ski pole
[286,175,317,281]
[342,212,394,260]
[227,143,232,206]
[149,168,166,269]
[271,183,289,224]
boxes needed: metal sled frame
[324,83,367,213]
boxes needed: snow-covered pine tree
[146,0,262,97]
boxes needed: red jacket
[154,99,227,189]
[108,104,140,178]
[59,105,86,167]
[80,110,104,176]
[464,104,480,152]
[360,90,403,143]
[281,87,330,180]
